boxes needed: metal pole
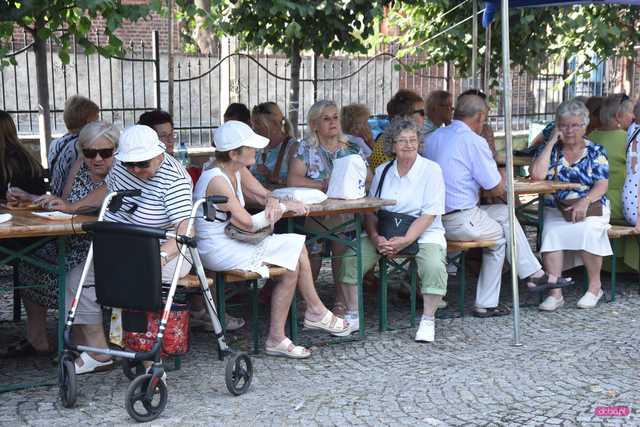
[152,30,161,109]
[500,0,521,346]
[484,22,492,94]
[167,0,175,116]
[472,0,478,88]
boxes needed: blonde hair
[251,102,295,140]
[77,121,120,155]
[63,95,99,132]
[305,99,347,147]
[340,104,370,135]
[0,111,42,184]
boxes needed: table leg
[355,214,365,338]
[537,196,544,251]
[56,237,66,358]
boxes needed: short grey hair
[600,94,633,125]
[556,99,590,127]
[382,116,425,157]
[453,94,488,120]
[77,121,120,154]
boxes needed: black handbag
[374,161,418,256]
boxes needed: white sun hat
[213,120,269,152]
[116,125,165,162]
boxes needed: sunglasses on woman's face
[82,148,114,159]
[122,160,151,169]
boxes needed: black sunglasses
[620,93,630,104]
[82,148,114,159]
[413,109,425,117]
[122,160,151,169]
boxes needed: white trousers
[442,205,541,308]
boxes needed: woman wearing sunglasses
[2,122,119,365]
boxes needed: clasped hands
[373,234,410,256]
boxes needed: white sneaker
[344,313,359,334]
[577,290,604,309]
[415,319,435,342]
[538,295,565,312]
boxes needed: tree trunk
[193,0,216,55]
[33,34,51,167]
[288,40,302,138]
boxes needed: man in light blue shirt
[423,94,564,317]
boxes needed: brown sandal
[525,273,574,292]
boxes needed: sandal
[303,311,351,337]
[265,338,311,359]
[74,351,114,375]
[525,273,574,292]
[473,305,511,318]
[0,339,52,359]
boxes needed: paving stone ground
[1,259,639,426]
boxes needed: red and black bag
[122,303,190,358]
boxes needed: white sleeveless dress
[194,167,305,278]
[623,125,640,225]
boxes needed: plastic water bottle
[175,141,190,167]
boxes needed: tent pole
[472,0,478,88]
[500,0,522,346]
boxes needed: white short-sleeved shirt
[422,120,500,212]
[370,155,446,248]
[104,154,193,230]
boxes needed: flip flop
[525,273,574,292]
[303,310,351,337]
[0,339,52,359]
[74,351,114,375]
[265,338,311,359]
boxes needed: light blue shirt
[422,120,501,212]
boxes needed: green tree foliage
[382,1,640,83]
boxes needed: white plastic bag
[271,187,328,204]
[326,154,367,199]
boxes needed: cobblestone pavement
[1,262,639,426]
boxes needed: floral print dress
[19,164,106,308]
[294,138,364,181]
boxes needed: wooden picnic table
[0,208,96,392]
[495,153,533,167]
[282,196,396,218]
[513,178,580,195]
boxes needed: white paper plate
[0,213,12,224]
[32,211,73,221]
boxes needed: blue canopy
[483,0,640,27]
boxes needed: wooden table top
[0,209,97,239]
[495,153,533,167]
[513,178,580,195]
[283,197,396,218]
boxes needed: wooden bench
[606,225,640,302]
[202,267,289,356]
[447,240,497,317]
[377,239,498,330]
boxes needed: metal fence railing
[2,32,636,146]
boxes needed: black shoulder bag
[374,160,418,256]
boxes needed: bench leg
[12,265,21,322]
[215,273,226,361]
[409,259,417,328]
[610,240,617,302]
[250,280,260,354]
[378,258,388,332]
[458,252,467,317]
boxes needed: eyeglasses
[395,138,419,146]
[620,94,630,104]
[122,160,151,169]
[412,109,425,117]
[157,131,178,141]
[557,123,585,131]
[82,148,114,159]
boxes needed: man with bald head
[423,94,566,317]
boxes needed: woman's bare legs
[72,324,111,363]
[264,266,298,348]
[296,246,331,321]
[331,241,347,314]
[544,250,565,299]
[581,251,603,295]
[422,294,443,317]
[23,298,49,352]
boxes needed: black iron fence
[1,32,635,147]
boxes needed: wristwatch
[160,251,169,262]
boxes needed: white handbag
[326,154,367,199]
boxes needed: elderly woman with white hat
[194,120,351,359]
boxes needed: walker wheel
[122,359,146,380]
[125,373,168,422]
[58,353,77,408]
[225,352,253,396]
